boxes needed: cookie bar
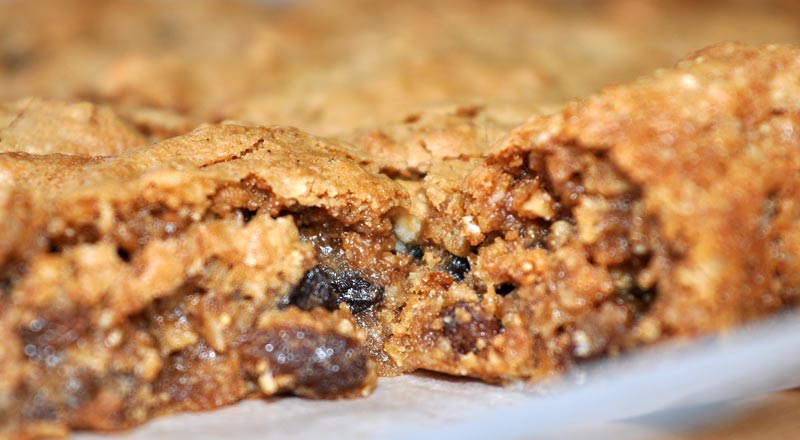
[0,124,406,437]
[5,43,800,438]
[385,42,800,380]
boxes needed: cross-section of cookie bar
[0,124,407,437]
[384,43,800,381]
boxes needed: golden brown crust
[0,123,406,234]
[350,104,525,179]
[0,98,145,155]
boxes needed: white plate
[77,311,800,440]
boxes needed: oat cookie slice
[0,124,407,437]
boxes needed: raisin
[289,266,383,314]
[240,208,258,223]
[21,391,58,421]
[441,303,502,355]
[288,267,336,311]
[610,257,655,318]
[494,283,516,296]
[331,269,383,314]
[116,247,131,262]
[631,285,655,303]
[0,277,11,297]
[2,49,32,73]
[239,326,369,398]
[613,281,656,318]
[445,255,471,281]
[155,342,246,411]
[394,241,424,260]
[20,314,87,362]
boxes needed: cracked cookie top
[0,98,146,155]
[0,124,408,267]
